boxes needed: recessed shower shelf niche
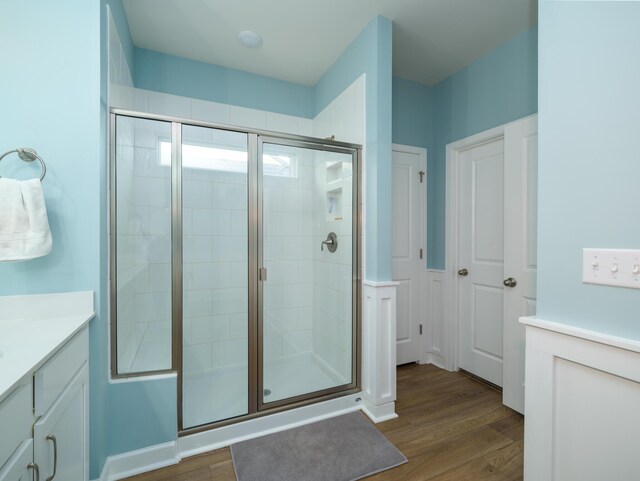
[325,160,343,221]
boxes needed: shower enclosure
[109,111,360,433]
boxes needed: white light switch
[583,248,640,289]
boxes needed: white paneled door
[392,145,426,365]
[458,138,505,386]
[502,116,538,414]
[455,116,538,407]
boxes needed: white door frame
[392,143,428,364]
[444,125,506,372]
[444,115,538,373]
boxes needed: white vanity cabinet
[0,382,34,481]
[33,328,89,481]
[33,364,88,481]
[0,324,90,481]
[0,440,35,481]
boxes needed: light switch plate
[583,248,640,289]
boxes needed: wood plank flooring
[124,364,523,481]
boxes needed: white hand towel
[0,178,53,261]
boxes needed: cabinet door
[34,364,88,481]
[0,440,34,481]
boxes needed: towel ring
[0,148,46,181]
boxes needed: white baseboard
[92,441,179,481]
[361,399,398,423]
[424,353,448,370]
[178,393,362,458]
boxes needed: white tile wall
[107,9,133,105]
[262,146,315,364]
[310,77,365,382]
[229,106,266,130]
[148,91,192,119]
[313,75,366,145]
[115,116,173,374]
[191,99,231,124]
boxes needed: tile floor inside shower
[182,351,348,429]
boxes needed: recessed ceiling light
[238,31,263,49]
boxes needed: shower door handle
[259,267,267,282]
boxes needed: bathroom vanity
[0,292,94,481]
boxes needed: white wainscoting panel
[362,281,398,422]
[425,270,447,368]
[521,316,640,481]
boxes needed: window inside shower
[110,112,360,433]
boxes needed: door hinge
[419,171,425,183]
[419,324,423,335]
[419,248,423,259]
[259,267,267,281]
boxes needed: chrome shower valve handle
[321,232,338,253]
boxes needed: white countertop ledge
[0,291,95,400]
[520,315,640,354]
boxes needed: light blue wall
[107,0,134,74]
[135,48,315,118]
[537,0,640,338]
[108,378,178,455]
[101,2,181,463]
[429,27,538,269]
[316,16,394,281]
[0,1,107,478]
[392,77,434,151]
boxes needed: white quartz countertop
[0,291,95,401]
[520,315,640,354]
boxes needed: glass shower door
[259,140,357,407]
[181,125,250,429]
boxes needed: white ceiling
[123,0,537,86]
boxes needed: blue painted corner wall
[392,27,538,270]
[134,48,315,118]
[316,16,393,281]
[537,0,640,339]
[392,77,434,151]
[1,1,107,478]
[431,27,538,269]
[107,378,178,455]
[107,0,134,74]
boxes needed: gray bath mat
[230,411,407,481]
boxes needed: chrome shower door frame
[108,109,362,436]
[256,136,361,412]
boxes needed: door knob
[503,277,517,288]
[458,268,469,277]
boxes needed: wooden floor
[124,364,523,481]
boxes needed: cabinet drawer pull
[28,462,40,481]
[45,435,57,481]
